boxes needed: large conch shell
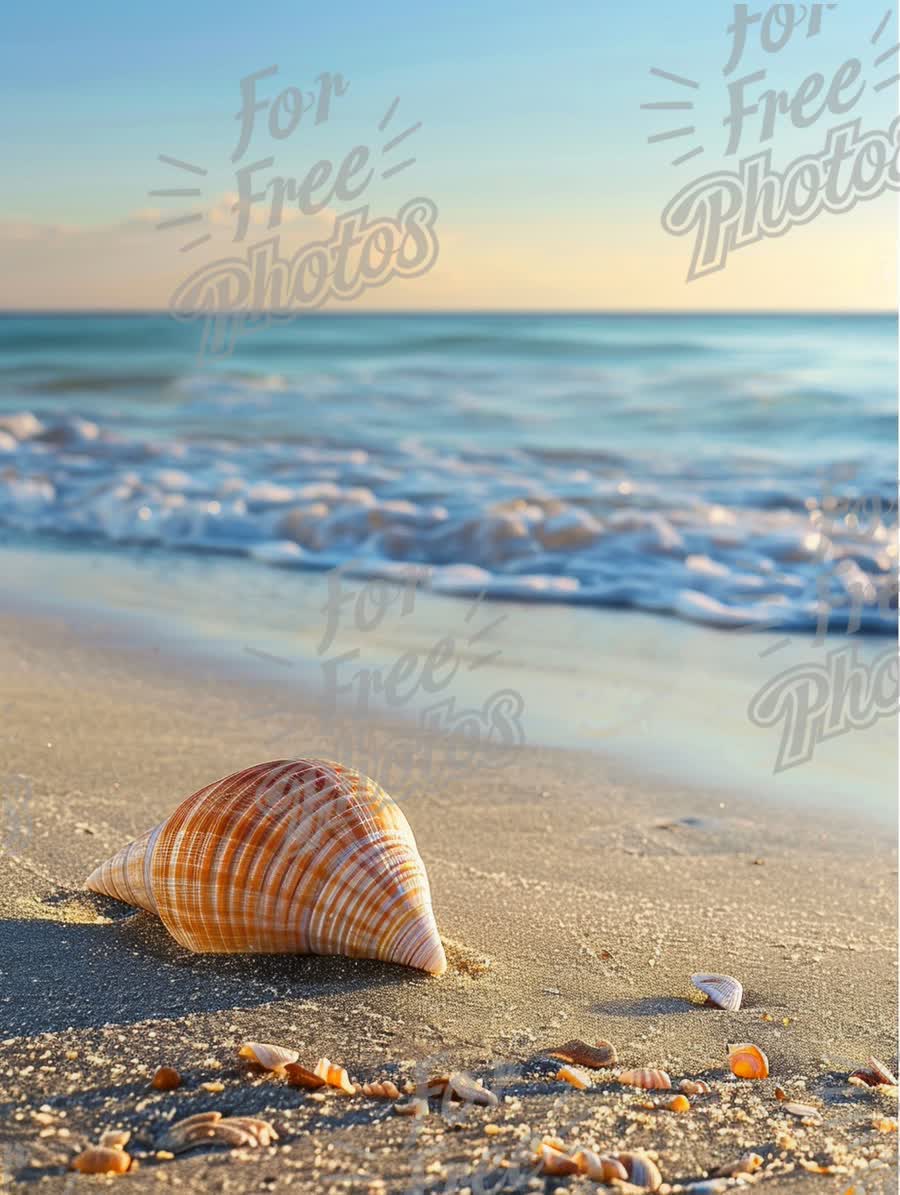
[85,759,447,976]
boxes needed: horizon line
[0,307,895,318]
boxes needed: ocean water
[0,312,896,633]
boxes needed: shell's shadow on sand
[0,894,427,1038]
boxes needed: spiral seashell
[618,1067,672,1090]
[85,759,446,976]
[617,1151,663,1191]
[691,972,743,1012]
[314,1057,355,1094]
[238,1042,299,1071]
[727,1043,769,1080]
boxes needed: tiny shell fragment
[99,1130,131,1149]
[70,1146,132,1175]
[666,1094,690,1112]
[556,1064,591,1090]
[393,1098,429,1118]
[873,1117,897,1133]
[448,1071,499,1106]
[619,1068,672,1090]
[547,1039,617,1068]
[691,972,743,1012]
[679,1079,711,1095]
[727,1043,769,1080]
[361,1080,402,1100]
[238,1042,299,1071]
[851,1057,898,1087]
[314,1058,355,1095]
[151,1066,182,1091]
[284,1063,326,1090]
[715,1152,763,1177]
[618,1150,663,1191]
[783,1101,822,1121]
[574,1150,628,1183]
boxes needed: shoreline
[0,538,895,829]
[0,581,896,1191]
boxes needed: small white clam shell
[238,1042,299,1071]
[691,972,743,1012]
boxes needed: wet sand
[0,604,897,1192]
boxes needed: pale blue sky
[1,1,895,308]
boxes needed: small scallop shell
[679,1079,711,1095]
[70,1146,132,1175]
[314,1058,355,1095]
[691,973,743,1012]
[151,1066,182,1091]
[573,1150,628,1183]
[86,759,446,976]
[556,1065,591,1090]
[619,1068,672,1090]
[158,1112,277,1153]
[617,1151,663,1191]
[284,1063,326,1090]
[536,1145,579,1177]
[727,1043,769,1080]
[362,1080,401,1100]
[548,1039,617,1068]
[238,1042,299,1071]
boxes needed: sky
[0,0,896,310]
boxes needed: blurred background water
[0,312,895,632]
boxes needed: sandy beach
[0,592,896,1193]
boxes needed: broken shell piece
[691,973,743,1012]
[422,1072,451,1098]
[314,1058,355,1095]
[727,1043,769,1080]
[666,1094,690,1112]
[851,1056,898,1087]
[98,1130,131,1149]
[556,1064,591,1090]
[361,1080,401,1100]
[151,1066,182,1091]
[619,1068,672,1090]
[536,1145,579,1177]
[284,1063,326,1090]
[393,1098,429,1118]
[774,1085,787,1100]
[70,1146,133,1175]
[573,1149,628,1182]
[238,1042,299,1072]
[715,1152,764,1177]
[617,1150,663,1191]
[783,1101,822,1121]
[547,1039,617,1068]
[158,1111,277,1153]
[679,1079,711,1095]
[873,1116,898,1132]
[448,1071,499,1106]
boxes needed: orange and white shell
[85,759,446,976]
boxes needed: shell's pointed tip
[404,922,447,976]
